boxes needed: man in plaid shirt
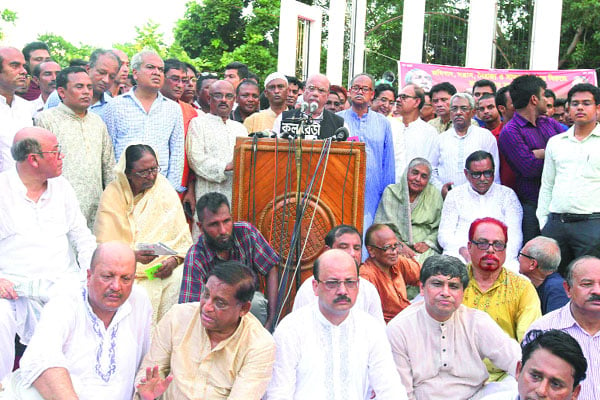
[179,192,280,331]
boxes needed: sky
[1,0,190,49]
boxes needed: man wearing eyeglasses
[429,92,500,199]
[266,249,407,400]
[0,126,96,381]
[463,217,541,382]
[360,224,421,323]
[438,150,522,270]
[103,50,185,191]
[537,83,600,276]
[518,236,569,315]
[186,80,247,230]
[273,73,345,139]
[393,83,438,179]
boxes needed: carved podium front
[231,137,365,313]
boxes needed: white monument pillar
[465,0,497,68]
[529,0,563,69]
[326,0,346,85]
[348,0,367,82]
[277,0,323,78]
[399,0,426,62]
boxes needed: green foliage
[0,8,17,40]
[175,0,279,78]
[37,33,94,67]
[559,0,600,71]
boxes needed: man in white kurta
[429,94,499,195]
[35,67,116,228]
[387,255,520,400]
[266,250,406,400]
[437,151,522,270]
[186,80,247,205]
[3,242,152,399]
[0,127,96,381]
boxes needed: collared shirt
[243,108,278,133]
[438,182,523,266]
[396,117,438,180]
[537,123,600,227]
[179,222,280,303]
[463,266,541,381]
[35,103,116,228]
[337,108,395,230]
[359,256,421,323]
[498,112,564,204]
[389,116,407,180]
[536,272,569,315]
[527,303,600,400]
[186,113,248,202]
[103,88,184,190]
[430,125,500,190]
[19,285,152,399]
[292,276,385,322]
[45,91,113,119]
[428,116,478,134]
[0,94,34,172]
[387,302,520,400]
[266,303,407,400]
[29,94,45,118]
[136,302,275,400]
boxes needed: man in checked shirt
[179,192,280,331]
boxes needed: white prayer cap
[264,72,288,88]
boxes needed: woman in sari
[94,144,192,324]
[374,157,443,264]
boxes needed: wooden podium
[231,137,365,310]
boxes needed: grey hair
[350,73,375,89]
[407,157,432,175]
[131,50,161,71]
[525,236,561,273]
[566,255,600,287]
[450,92,475,109]
[89,49,121,70]
[11,138,42,162]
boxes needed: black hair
[324,225,362,247]
[495,86,510,109]
[124,144,156,174]
[374,83,396,100]
[465,150,495,170]
[224,62,249,80]
[22,41,49,63]
[56,66,88,90]
[207,261,256,303]
[196,192,230,222]
[509,75,546,109]
[430,82,457,97]
[163,58,186,75]
[236,78,260,95]
[473,79,497,93]
[567,83,600,105]
[544,88,556,100]
[419,255,469,288]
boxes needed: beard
[204,231,234,252]
[477,254,501,271]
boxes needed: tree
[175,0,279,78]
[37,33,94,67]
[558,0,600,71]
[0,8,17,41]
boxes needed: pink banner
[398,62,597,98]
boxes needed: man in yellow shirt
[134,261,275,400]
[462,217,541,382]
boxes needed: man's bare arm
[33,367,78,400]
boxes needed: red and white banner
[398,61,597,98]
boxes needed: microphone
[334,126,349,141]
[309,102,318,113]
[300,102,309,113]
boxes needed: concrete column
[399,0,426,63]
[465,0,497,68]
[326,0,346,85]
[307,10,323,77]
[529,0,563,69]
[348,0,367,82]
[277,0,298,75]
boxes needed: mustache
[588,294,600,302]
[481,254,499,262]
[334,295,351,303]
[104,291,122,298]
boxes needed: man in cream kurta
[387,255,520,400]
[266,250,406,400]
[35,67,115,228]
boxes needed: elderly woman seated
[94,144,192,324]
[375,157,443,263]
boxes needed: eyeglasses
[350,85,372,93]
[570,100,595,107]
[326,100,341,107]
[211,93,235,100]
[397,94,417,101]
[470,240,506,251]
[306,85,328,95]
[369,242,402,252]
[133,166,161,178]
[450,106,471,113]
[37,144,63,158]
[468,169,494,179]
[167,75,186,84]
[518,251,535,260]
[316,279,359,290]
[184,77,198,84]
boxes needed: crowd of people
[0,40,599,399]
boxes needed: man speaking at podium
[273,74,346,139]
